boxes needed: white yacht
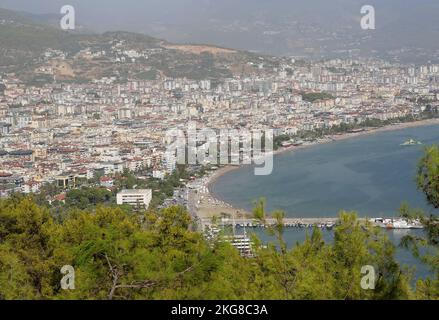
[372,218,424,229]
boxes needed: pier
[201,216,424,230]
[201,217,349,229]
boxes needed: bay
[211,124,439,280]
[212,124,439,218]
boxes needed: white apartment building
[116,189,152,208]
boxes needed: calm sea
[212,124,439,217]
[211,124,439,279]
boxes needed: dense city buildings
[0,4,438,304]
[1,51,438,200]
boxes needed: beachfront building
[116,189,152,208]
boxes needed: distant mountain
[1,1,439,62]
[136,0,439,62]
[0,8,163,56]
[0,8,275,82]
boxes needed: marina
[201,217,424,230]
[202,217,339,229]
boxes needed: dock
[201,216,424,230]
[201,217,351,229]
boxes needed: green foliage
[301,92,334,102]
[0,198,60,299]
[0,196,430,300]
[417,145,439,208]
[135,69,158,80]
[65,187,114,210]
[332,212,410,300]
[273,134,291,150]
[276,115,438,144]
[397,146,439,299]
[143,166,190,208]
[399,203,439,299]
[252,198,267,222]
[253,205,413,300]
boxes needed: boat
[400,139,422,146]
[226,233,254,257]
[372,218,424,229]
[208,217,255,257]
[325,223,335,230]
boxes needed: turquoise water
[212,124,439,218]
[212,124,439,279]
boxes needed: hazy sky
[2,0,435,32]
[0,0,221,28]
[1,0,438,58]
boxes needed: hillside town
[1,51,439,207]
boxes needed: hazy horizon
[1,0,439,60]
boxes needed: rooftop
[118,189,151,194]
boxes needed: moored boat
[371,217,423,229]
[400,138,422,146]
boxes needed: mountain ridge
[0,8,272,82]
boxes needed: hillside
[0,8,273,82]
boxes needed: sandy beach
[192,165,252,220]
[195,118,439,220]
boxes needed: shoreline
[197,118,439,219]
